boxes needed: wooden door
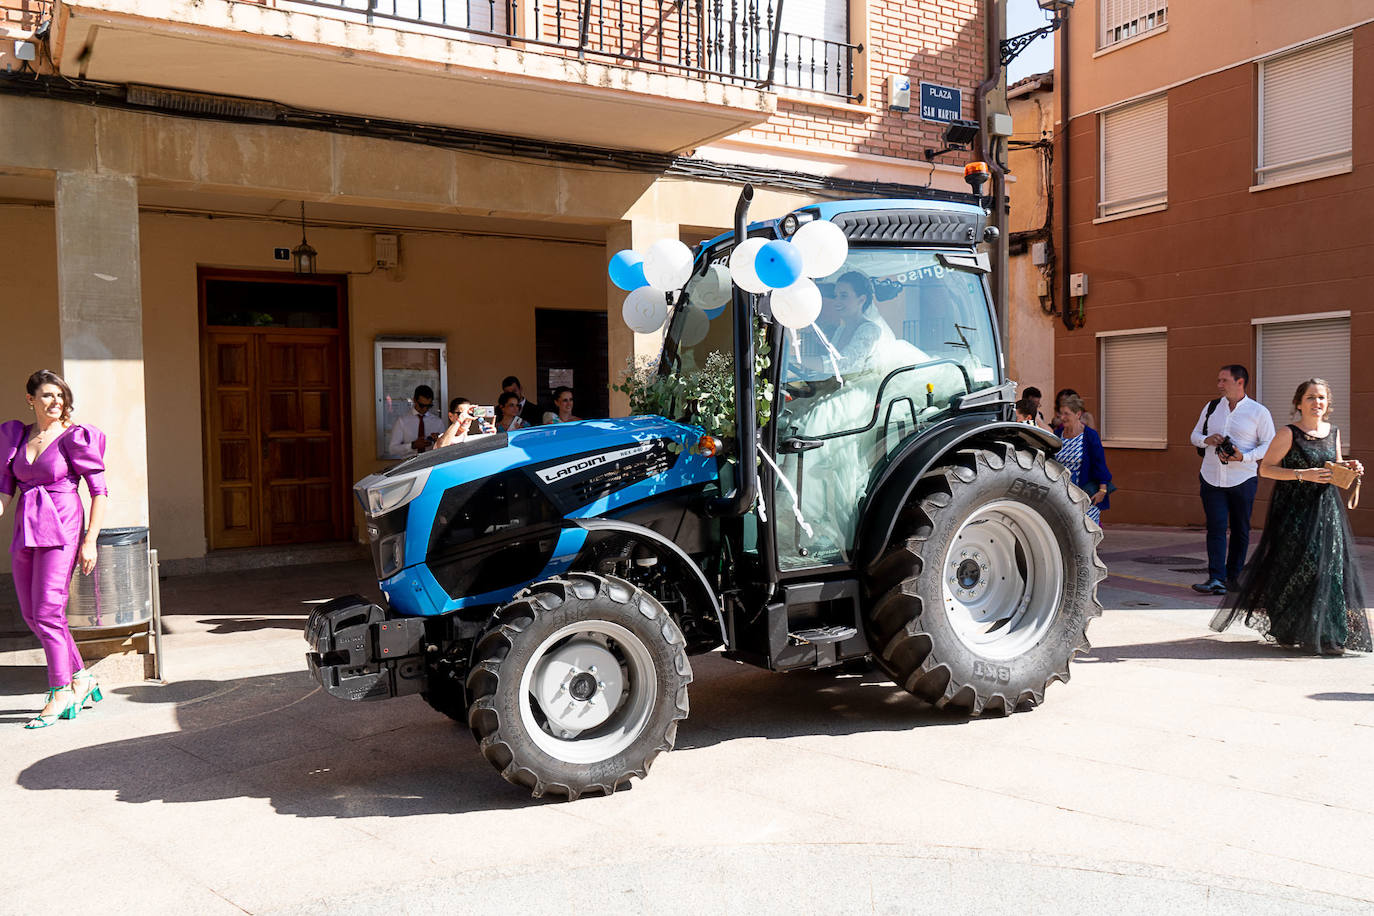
[204,328,348,549]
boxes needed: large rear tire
[466,573,692,799]
[864,443,1104,716]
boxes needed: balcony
[42,0,838,152]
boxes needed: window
[1099,0,1166,50]
[1098,328,1167,447]
[1098,94,1167,219]
[1255,314,1351,446]
[774,0,857,100]
[1257,35,1353,188]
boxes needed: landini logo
[535,442,657,483]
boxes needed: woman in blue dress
[1054,394,1111,524]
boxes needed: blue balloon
[609,250,648,291]
[755,240,804,290]
[703,304,727,320]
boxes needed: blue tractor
[306,180,1105,799]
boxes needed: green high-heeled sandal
[73,671,103,708]
[25,686,79,729]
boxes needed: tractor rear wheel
[466,573,692,799]
[864,443,1104,716]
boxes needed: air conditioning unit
[374,233,399,269]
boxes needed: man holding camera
[1189,365,1275,595]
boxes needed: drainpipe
[706,184,758,518]
[1058,9,1073,329]
[976,0,1010,346]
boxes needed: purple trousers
[12,544,83,688]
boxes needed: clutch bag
[1324,461,1358,490]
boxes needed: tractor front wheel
[466,573,691,799]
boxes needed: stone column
[54,172,150,529]
[606,218,679,417]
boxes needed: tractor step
[787,625,858,645]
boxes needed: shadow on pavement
[1308,691,1374,702]
[15,655,970,815]
[1084,636,1326,662]
[198,617,309,635]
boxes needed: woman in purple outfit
[0,369,109,728]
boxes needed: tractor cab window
[772,248,999,570]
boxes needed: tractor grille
[831,209,981,246]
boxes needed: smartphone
[471,405,496,420]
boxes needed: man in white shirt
[387,384,438,459]
[1189,365,1275,595]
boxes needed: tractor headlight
[378,532,407,579]
[362,470,431,516]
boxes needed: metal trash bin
[67,526,152,630]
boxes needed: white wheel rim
[517,619,657,764]
[941,499,1064,660]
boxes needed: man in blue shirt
[1189,365,1275,594]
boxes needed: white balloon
[770,277,822,329]
[692,263,733,311]
[790,220,849,278]
[643,239,694,292]
[623,287,668,334]
[729,238,770,293]
[678,306,710,347]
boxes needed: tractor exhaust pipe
[706,183,758,518]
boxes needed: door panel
[259,336,344,545]
[206,334,259,549]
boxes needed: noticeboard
[374,337,447,460]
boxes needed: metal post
[148,547,165,683]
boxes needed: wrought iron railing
[283,0,862,100]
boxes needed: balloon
[622,287,668,334]
[703,304,728,320]
[678,307,710,347]
[755,239,804,290]
[608,249,648,291]
[790,219,849,278]
[729,237,770,293]
[692,263,732,311]
[770,277,822,329]
[643,239,694,292]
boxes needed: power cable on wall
[1008,131,1057,318]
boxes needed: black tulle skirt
[1209,434,1370,653]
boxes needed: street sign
[918,81,962,123]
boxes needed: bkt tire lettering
[973,660,1011,684]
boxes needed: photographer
[1189,365,1275,595]
[435,397,495,448]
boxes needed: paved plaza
[1,525,1371,915]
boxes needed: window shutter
[1259,35,1352,186]
[1099,0,1167,49]
[1099,95,1167,218]
[1100,331,1167,445]
[780,0,847,42]
[1258,317,1351,445]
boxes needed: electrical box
[374,233,399,269]
[987,112,1013,138]
[1031,241,1048,266]
[1069,273,1088,297]
[1036,278,1050,298]
[887,75,911,112]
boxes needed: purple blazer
[0,420,108,551]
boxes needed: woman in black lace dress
[1211,378,1369,654]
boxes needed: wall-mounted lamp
[292,201,317,275]
[1001,0,1075,67]
[924,119,981,161]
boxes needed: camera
[1215,436,1238,459]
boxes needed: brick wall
[742,0,985,161]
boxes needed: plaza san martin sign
[919,81,962,122]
